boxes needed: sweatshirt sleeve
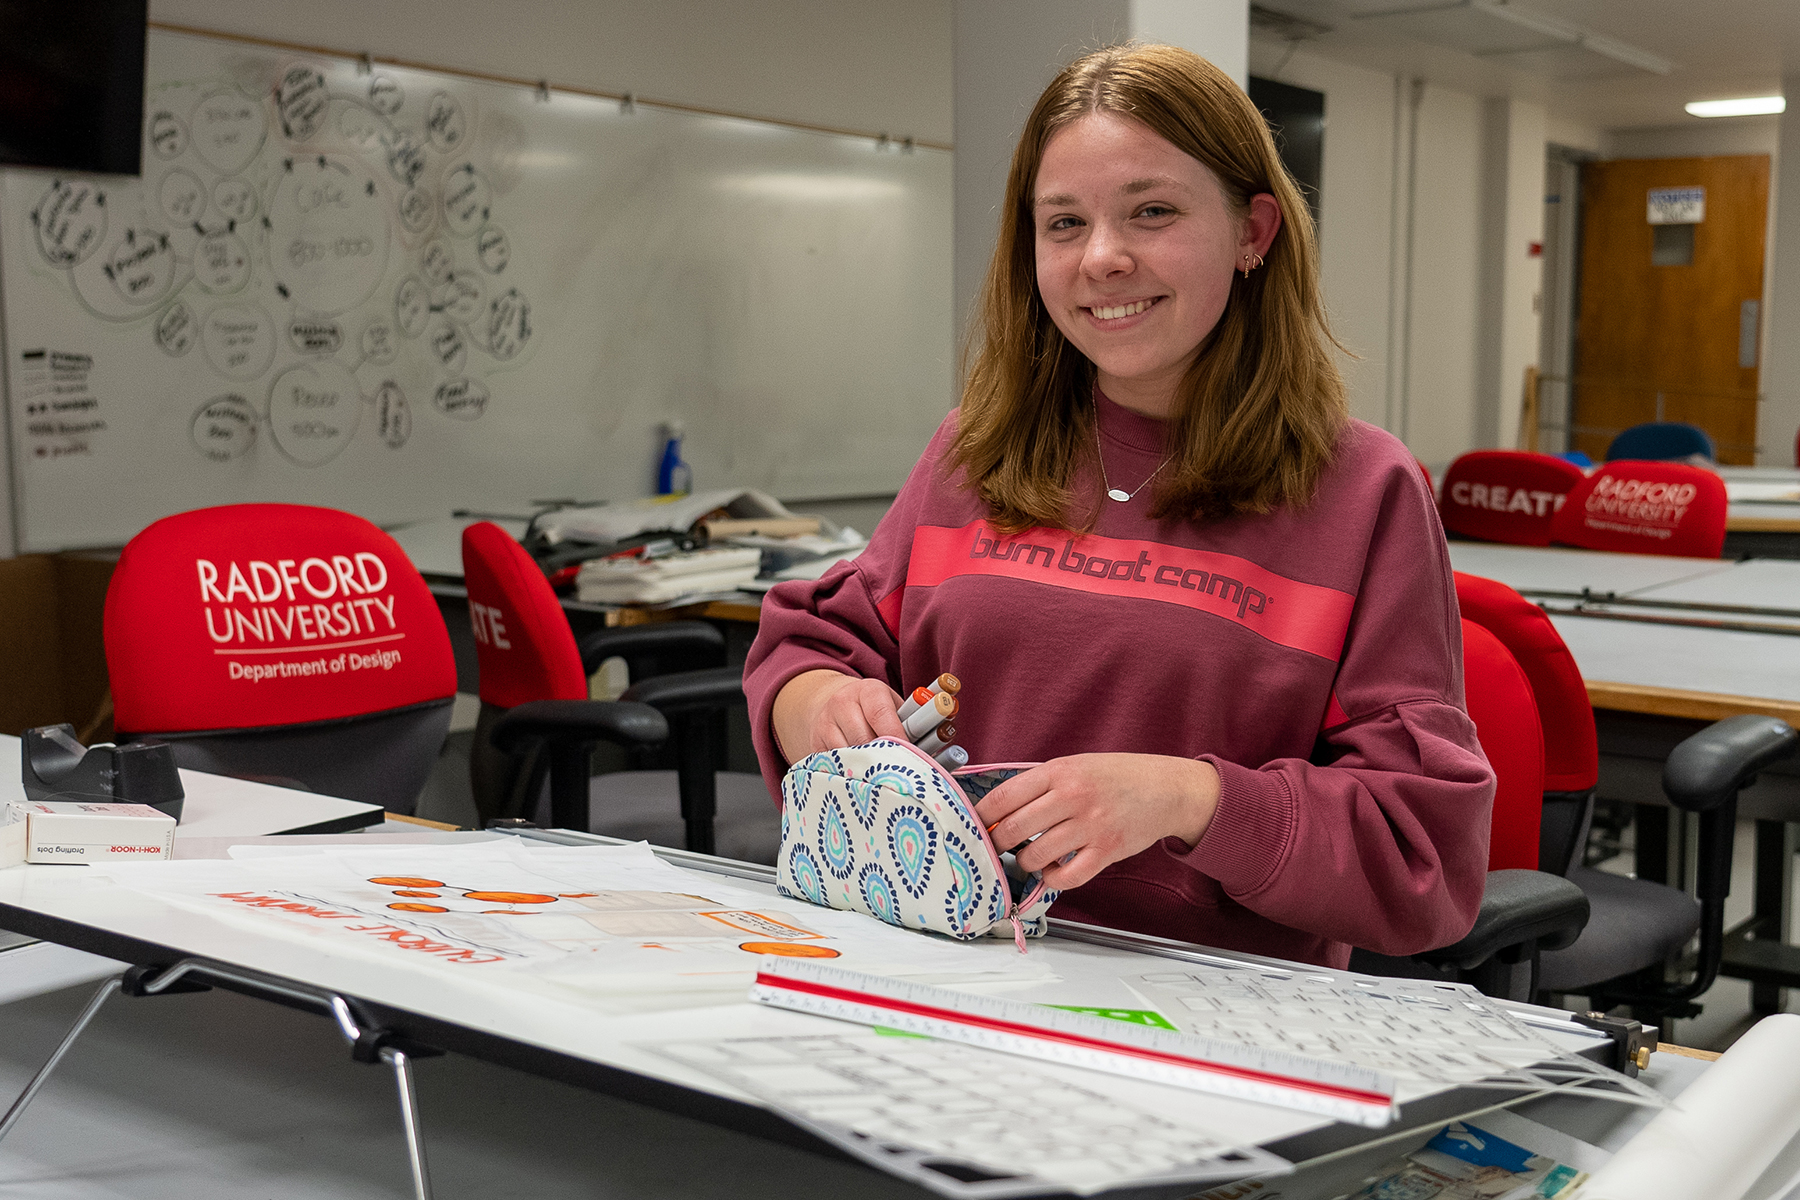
[1177,453,1496,957]
[742,413,959,801]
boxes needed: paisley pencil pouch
[775,736,1058,950]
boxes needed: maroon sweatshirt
[744,394,1494,968]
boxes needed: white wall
[1606,118,1780,161]
[1546,114,1603,156]
[1405,84,1485,464]
[150,0,955,145]
[1476,98,1547,451]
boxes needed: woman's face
[1032,112,1279,418]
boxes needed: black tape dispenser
[21,724,185,823]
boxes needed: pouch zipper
[872,737,1049,950]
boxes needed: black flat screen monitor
[0,0,147,176]
[1248,75,1323,229]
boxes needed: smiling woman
[954,44,1346,533]
[746,44,1494,972]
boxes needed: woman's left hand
[974,754,1221,890]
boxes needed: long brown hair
[950,43,1348,532]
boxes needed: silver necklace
[1094,426,1175,503]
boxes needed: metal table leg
[0,974,122,1144]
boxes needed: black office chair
[1352,617,1591,1003]
[1605,421,1714,462]
[1455,573,1799,1033]
[462,522,780,863]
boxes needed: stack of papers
[539,489,799,545]
[576,546,762,603]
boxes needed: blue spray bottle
[656,420,692,495]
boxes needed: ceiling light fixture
[1685,96,1786,118]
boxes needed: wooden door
[1574,155,1768,464]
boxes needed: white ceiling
[1251,0,1800,131]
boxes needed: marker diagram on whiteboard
[14,57,533,477]
[1,27,952,552]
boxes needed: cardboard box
[16,800,175,864]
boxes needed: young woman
[743,44,1493,969]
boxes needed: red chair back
[1460,617,1544,872]
[461,521,587,707]
[1438,451,1586,546]
[1454,572,1597,794]
[106,504,455,734]
[104,504,456,810]
[1547,460,1727,558]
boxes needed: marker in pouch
[916,722,955,758]
[896,687,934,723]
[934,744,968,770]
[902,691,957,742]
[897,672,962,721]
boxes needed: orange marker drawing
[741,941,841,958]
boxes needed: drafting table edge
[0,890,842,1168]
[0,842,1621,1194]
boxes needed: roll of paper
[1579,1013,1800,1200]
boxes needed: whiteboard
[1,28,952,552]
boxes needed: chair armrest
[622,666,745,716]
[1664,714,1798,813]
[490,699,668,758]
[575,620,725,676]
[1416,869,1590,971]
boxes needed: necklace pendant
[1106,488,1132,502]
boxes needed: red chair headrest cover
[461,521,588,708]
[1438,451,1586,546]
[1548,460,1727,558]
[106,504,455,734]
[1454,572,1598,793]
[1460,617,1544,873]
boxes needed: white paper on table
[99,842,1055,1000]
[538,490,795,544]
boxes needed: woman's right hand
[771,669,908,762]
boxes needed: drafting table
[0,735,389,840]
[1725,467,1800,530]
[0,738,387,1013]
[0,830,1693,1200]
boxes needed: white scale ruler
[750,958,1399,1127]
